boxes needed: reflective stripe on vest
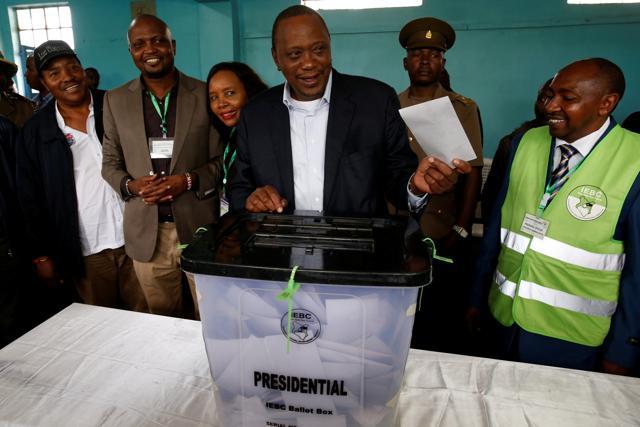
[500,228,529,254]
[500,228,625,272]
[494,270,516,298]
[493,270,617,318]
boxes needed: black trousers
[410,237,475,355]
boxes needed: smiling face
[128,16,176,79]
[40,55,89,107]
[271,14,332,101]
[544,62,617,143]
[208,69,248,128]
[403,47,444,87]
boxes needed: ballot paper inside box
[182,213,431,427]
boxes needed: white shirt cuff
[406,176,429,212]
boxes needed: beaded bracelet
[185,172,193,191]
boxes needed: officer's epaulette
[452,93,475,106]
[2,91,35,108]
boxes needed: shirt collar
[139,70,180,96]
[282,70,333,110]
[555,117,611,158]
[55,92,94,131]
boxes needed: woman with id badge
[206,62,268,216]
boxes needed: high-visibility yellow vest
[489,124,640,346]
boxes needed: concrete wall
[235,0,640,156]
[1,0,639,155]
[0,0,233,91]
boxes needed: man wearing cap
[24,54,53,110]
[102,15,222,318]
[0,50,35,128]
[16,40,146,312]
[230,5,471,218]
[396,17,483,352]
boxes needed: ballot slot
[249,221,375,253]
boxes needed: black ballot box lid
[181,213,432,287]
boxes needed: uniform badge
[426,30,432,39]
[566,185,607,221]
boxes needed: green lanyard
[148,91,171,137]
[222,128,237,186]
[536,145,585,216]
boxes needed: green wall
[1,0,639,156]
[0,0,231,91]
[235,0,640,156]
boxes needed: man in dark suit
[230,5,470,215]
[16,40,145,312]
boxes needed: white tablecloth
[0,304,638,426]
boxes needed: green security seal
[566,185,607,221]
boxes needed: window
[302,0,422,10]
[15,5,75,50]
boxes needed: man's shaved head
[127,14,173,45]
[558,58,625,105]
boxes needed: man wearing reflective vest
[470,58,640,375]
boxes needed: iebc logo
[281,309,321,344]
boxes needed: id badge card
[220,197,230,217]
[520,213,550,239]
[149,137,174,159]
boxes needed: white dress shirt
[283,71,428,213]
[56,96,125,256]
[553,117,610,170]
[283,73,332,212]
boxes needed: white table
[0,304,638,426]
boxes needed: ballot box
[182,213,431,427]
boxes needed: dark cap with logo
[34,40,78,73]
[399,17,455,51]
[0,50,18,77]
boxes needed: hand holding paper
[411,157,471,195]
[399,96,478,165]
[399,96,476,195]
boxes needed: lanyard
[222,128,237,186]
[148,91,171,137]
[536,143,585,216]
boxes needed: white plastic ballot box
[182,214,431,427]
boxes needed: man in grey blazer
[102,14,222,317]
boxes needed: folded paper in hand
[399,96,477,165]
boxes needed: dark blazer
[229,70,418,217]
[0,116,23,255]
[15,90,105,279]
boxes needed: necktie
[548,144,579,201]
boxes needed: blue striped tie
[548,144,579,201]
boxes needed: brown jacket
[0,91,34,128]
[101,72,222,261]
[396,83,483,239]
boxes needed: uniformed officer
[0,51,35,128]
[396,17,483,353]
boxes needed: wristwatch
[452,225,469,239]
